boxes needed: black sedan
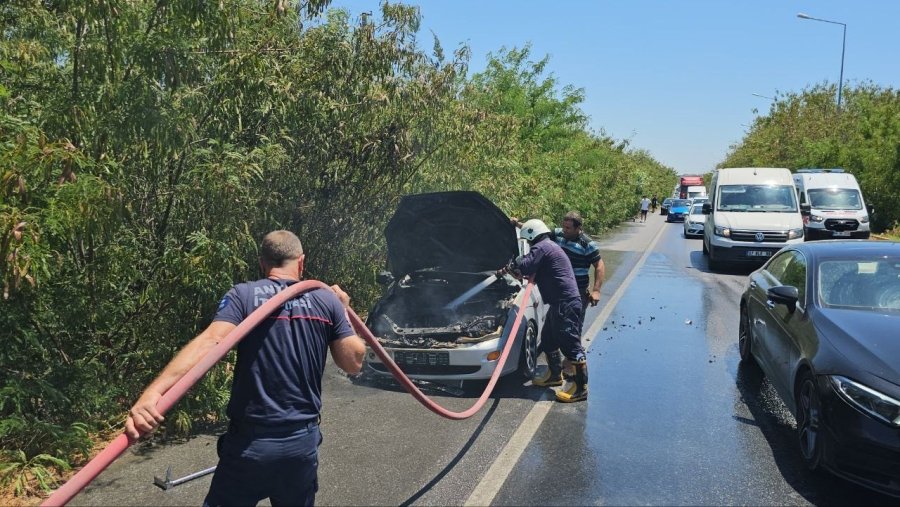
[660,197,673,215]
[739,241,900,497]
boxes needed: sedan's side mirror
[767,285,799,313]
[376,271,394,285]
[800,204,811,217]
[867,204,875,216]
[702,203,711,215]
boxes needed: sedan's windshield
[808,188,863,210]
[819,259,900,311]
[690,204,704,215]
[672,199,691,207]
[717,184,797,212]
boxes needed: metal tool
[153,465,217,490]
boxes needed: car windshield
[716,184,797,212]
[672,199,691,207]
[819,259,900,311]
[691,204,704,215]
[663,198,672,205]
[807,188,863,210]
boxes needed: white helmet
[519,219,551,242]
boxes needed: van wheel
[702,240,708,255]
[519,319,538,379]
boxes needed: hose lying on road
[43,279,533,506]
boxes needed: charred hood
[385,191,517,276]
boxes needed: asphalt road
[68,214,897,506]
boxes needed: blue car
[665,199,692,222]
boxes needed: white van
[792,169,872,240]
[702,168,807,271]
[687,186,707,199]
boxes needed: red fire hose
[43,278,533,506]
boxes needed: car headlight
[860,215,869,224]
[714,226,730,237]
[787,227,804,239]
[830,375,900,427]
[809,215,825,223]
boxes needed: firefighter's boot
[555,360,588,402]
[532,351,563,387]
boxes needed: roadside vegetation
[1,1,675,499]
[721,83,900,234]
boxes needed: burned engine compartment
[368,270,521,349]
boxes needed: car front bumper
[819,378,900,497]
[684,221,705,236]
[365,336,519,380]
[805,227,871,240]
[667,211,687,222]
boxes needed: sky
[327,1,900,174]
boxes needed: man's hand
[588,289,601,307]
[126,391,164,440]
[331,284,351,308]
[509,217,522,227]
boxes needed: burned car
[365,191,545,381]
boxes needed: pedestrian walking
[498,219,588,403]
[651,195,659,213]
[126,230,366,506]
[639,195,651,222]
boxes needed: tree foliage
[721,83,900,232]
[0,1,673,497]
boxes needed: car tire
[519,319,538,380]
[738,305,758,367]
[708,247,722,271]
[795,371,824,471]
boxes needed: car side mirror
[800,204,811,217]
[867,204,875,216]
[376,271,394,285]
[767,285,799,313]
[702,203,711,215]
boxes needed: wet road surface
[68,215,898,506]
[491,216,897,506]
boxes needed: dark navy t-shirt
[213,278,355,425]
[514,239,581,304]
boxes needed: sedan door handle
[766,300,776,309]
[749,281,757,288]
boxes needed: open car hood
[385,191,517,277]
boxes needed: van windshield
[716,185,797,212]
[807,188,862,210]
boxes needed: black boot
[556,360,588,402]
[533,351,563,387]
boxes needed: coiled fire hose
[43,278,533,506]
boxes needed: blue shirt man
[127,230,366,506]
[551,211,605,321]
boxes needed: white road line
[464,223,668,507]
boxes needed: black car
[660,197,673,215]
[740,240,900,497]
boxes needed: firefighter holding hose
[497,219,589,403]
[126,230,366,506]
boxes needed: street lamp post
[797,12,847,112]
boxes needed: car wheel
[795,371,824,471]
[708,247,722,271]
[738,305,757,366]
[519,319,538,379]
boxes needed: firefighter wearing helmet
[498,219,588,402]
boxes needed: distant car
[690,196,709,207]
[665,199,692,222]
[740,241,900,497]
[365,191,546,381]
[660,198,673,215]
[683,204,706,238]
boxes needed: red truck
[678,175,705,199]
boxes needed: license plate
[833,231,851,237]
[746,250,772,258]
[393,351,449,366]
